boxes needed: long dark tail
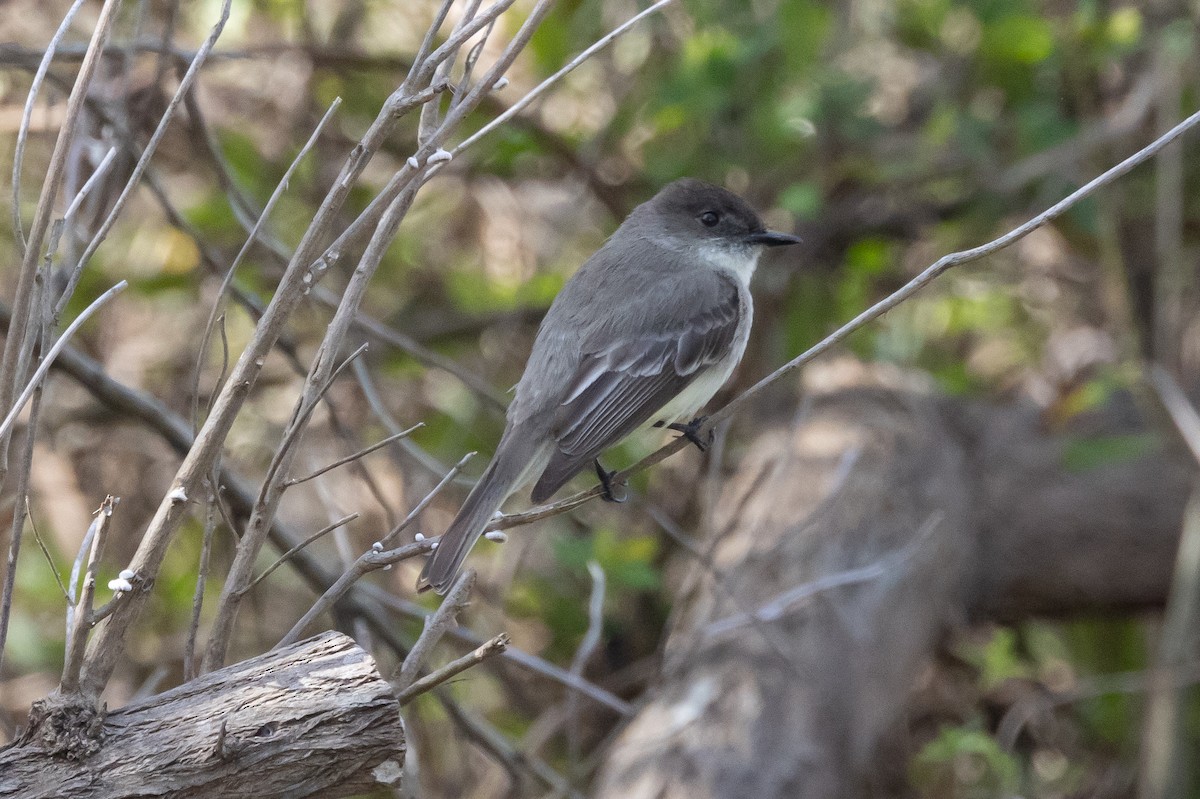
[417,433,536,594]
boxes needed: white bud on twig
[118,569,136,581]
[371,542,384,552]
[428,148,453,165]
[414,532,425,542]
[406,156,420,170]
[108,577,133,593]
[484,531,508,543]
[493,77,509,90]
[168,486,188,504]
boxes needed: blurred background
[2,0,1199,796]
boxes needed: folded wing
[530,276,741,503]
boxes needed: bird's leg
[593,459,627,503]
[665,416,713,452]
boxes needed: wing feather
[530,276,741,503]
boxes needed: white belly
[652,288,752,427]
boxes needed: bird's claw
[594,460,627,503]
[667,416,713,452]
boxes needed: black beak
[745,230,803,247]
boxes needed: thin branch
[286,424,423,486]
[26,499,69,603]
[379,450,475,548]
[246,512,359,592]
[275,538,436,648]
[61,495,118,694]
[398,632,508,704]
[701,511,942,640]
[0,280,128,441]
[455,0,675,154]
[10,0,88,256]
[183,481,219,683]
[395,569,476,691]
[567,561,605,776]
[191,97,342,429]
[1151,366,1200,466]
[0,378,44,677]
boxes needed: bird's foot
[594,459,627,503]
[666,416,713,452]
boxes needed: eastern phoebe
[418,178,800,593]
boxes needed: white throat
[694,242,761,286]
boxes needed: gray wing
[530,274,741,503]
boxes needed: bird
[417,178,801,593]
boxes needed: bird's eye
[699,211,720,228]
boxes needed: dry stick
[379,451,475,548]
[10,0,88,255]
[0,280,127,441]
[436,689,582,799]
[360,583,631,716]
[567,561,605,778]
[286,425,424,487]
[395,569,476,691]
[246,512,359,592]
[60,495,118,694]
[1151,366,1200,466]
[275,451,474,648]
[351,359,464,481]
[1140,489,1200,799]
[454,0,675,155]
[398,632,508,705]
[53,0,233,320]
[0,0,121,479]
[1140,368,1200,796]
[479,104,1200,538]
[314,288,509,411]
[0,381,45,677]
[26,500,70,603]
[59,146,118,231]
[277,539,436,648]
[182,483,219,683]
[190,98,342,430]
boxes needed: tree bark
[0,631,405,799]
[594,372,1193,799]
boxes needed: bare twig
[246,512,360,592]
[0,379,44,679]
[275,538,436,648]
[286,424,423,486]
[26,499,69,603]
[395,569,476,691]
[61,495,118,694]
[190,97,342,429]
[455,0,675,154]
[567,561,605,775]
[379,450,475,548]
[0,280,128,441]
[183,481,219,682]
[398,632,508,704]
[1151,366,1200,466]
[10,0,88,257]
[701,512,941,640]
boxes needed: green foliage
[911,723,1021,797]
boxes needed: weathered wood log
[593,373,1193,799]
[0,631,405,799]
